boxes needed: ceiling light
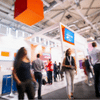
[90,37,94,40]
[85,30,89,32]
[11,4,14,11]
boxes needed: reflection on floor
[0,77,97,100]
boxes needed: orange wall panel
[1,51,10,57]
[14,53,16,57]
[31,44,51,62]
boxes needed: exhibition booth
[0,22,88,96]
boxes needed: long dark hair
[13,47,28,70]
[65,48,71,57]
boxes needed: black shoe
[38,96,42,99]
[54,80,57,82]
[96,94,100,98]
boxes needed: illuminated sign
[64,28,74,44]
[61,25,75,45]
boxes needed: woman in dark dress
[13,47,36,100]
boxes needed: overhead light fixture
[74,0,81,9]
[85,30,89,32]
[11,4,14,11]
[90,37,94,40]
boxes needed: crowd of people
[12,47,63,100]
[12,41,100,100]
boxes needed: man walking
[32,54,44,99]
[54,61,57,82]
[89,42,100,97]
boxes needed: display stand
[0,74,15,99]
[7,74,14,98]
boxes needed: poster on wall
[79,60,83,69]
[40,53,51,64]
[0,48,17,61]
[40,53,51,71]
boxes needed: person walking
[32,54,44,99]
[89,42,100,97]
[85,56,93,86]
[82,59,88,83]
[62,48,77,99]
[54,61,57,82]
[46,59,53,84]
[57,62,61,81]
[13,47,36,100]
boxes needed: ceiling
[0,0,100,44]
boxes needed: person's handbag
[61,66,66,72]
[42,79,47,85]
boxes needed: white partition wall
[59,23,88,82]
[25,22,88,83]
[0,34,31,95]
[0,22,88,95]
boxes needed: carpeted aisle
[42,82,98,99]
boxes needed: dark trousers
[16,80,34,100]
[86,69,94,84]
[34,72,42,98]
[47,71,49,81]
[93,64,100,96]
[54,71,57,81]
[48,71,52,84]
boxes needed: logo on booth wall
[64,28,74,44]
[40,53,51,60]
[61,25,75,45]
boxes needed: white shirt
[89,47,100,65]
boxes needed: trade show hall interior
[0,0,100,99]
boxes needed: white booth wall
[51,31,88,83]
[0,35,31,95]
[51,47,62,65]
[0,24,89,95]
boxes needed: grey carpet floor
[42,82,98,99]
[0,81,99,100]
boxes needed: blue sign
[64,28,74,44]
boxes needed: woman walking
[62,48,77,99]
